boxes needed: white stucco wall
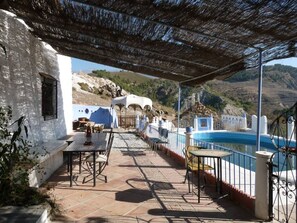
[57,54,73,136]
[0,10,72,144]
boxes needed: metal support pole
[256,50,263,151]
[109,105,112,128]
[176,84,181,147]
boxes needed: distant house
[0,10,72,144]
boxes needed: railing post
[135,115,140,130]
[185,131,192,167]
[158,119,164,138]
[210,114,214,131]
[267,156,274,221]
[287,116,295,140]
[255,151,273,220]
[194,115,198,131]
[185,125,193,147]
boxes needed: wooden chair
[83,134,114,183]
[183,145,214,193]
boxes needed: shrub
[0,106,48,206]
[92,87,103,95]
[78,82,90,92]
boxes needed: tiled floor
[45,131,262,222]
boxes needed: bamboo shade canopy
[1,0,296,86]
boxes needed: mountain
[72,64,297,123]
[205,64,297,119]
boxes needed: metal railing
[190,138,256,197]
[145,124,256,197]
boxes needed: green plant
[78,82,90,92]
[0,106,48,206]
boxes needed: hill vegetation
[213,64,297,119]
[226,64,297,88]
[90,70,179,107]
[73,64,297,124]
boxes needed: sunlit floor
[45,131,261,222]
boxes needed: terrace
[38,131,260,222]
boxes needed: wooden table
[189,149,232,203]
[64,132,108,187]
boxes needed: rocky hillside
[72,72,176,118]
[72,64,297,123]
[72,72,128,100]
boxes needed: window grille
[40,73,57,121]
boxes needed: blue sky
[72,58,120,73]
[71,57,297,73]
[265,57,297,67]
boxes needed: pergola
[0,0,296,87]
[1,0,297,150]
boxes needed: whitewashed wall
[221,114,247,131]
[0,10,72,144]
[251,115,268,134]
[58,55,73,137]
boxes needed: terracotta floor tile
[46,132,260,223]
[84,194,116,209]
[100,201,140,216]
[64,203,99,220]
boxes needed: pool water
[192,131,296,170]
[202,139,275,157]
[193,131,277,155]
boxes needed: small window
[40,73,57,121]
[200,119,208,127]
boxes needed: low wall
[0,203,51,223]
[29,141,67,188]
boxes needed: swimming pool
[193,131,276,156]
[192,131,296,170]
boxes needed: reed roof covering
[1,0,297,86]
